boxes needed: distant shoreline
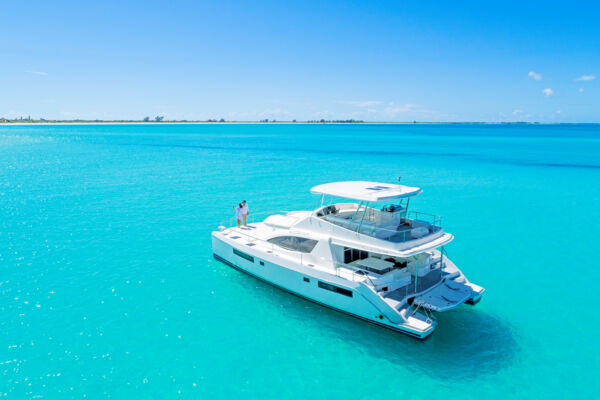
[1,121,596,126]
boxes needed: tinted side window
[343,247,368,264]
[233,248,254,262]
[267,236,318,253]
[318,281,353,297]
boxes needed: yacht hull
[212,233,436,339]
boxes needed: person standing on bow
[233,203,243,228]
[241,200,249,227]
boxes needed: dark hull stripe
[213,253,428,340]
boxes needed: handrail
[335,262,377,288]
[321,214,443,243]
[218,210,290,229]
[408,211,442,227]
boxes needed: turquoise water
[1,123,599,399]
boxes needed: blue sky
[1,0,598,122]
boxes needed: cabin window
[303,277,310,283]
[267,236,318,253]
[233,248,254,262]
[343,247,368,264]
[318,281,353,297]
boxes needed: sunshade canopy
[310,181,422,202]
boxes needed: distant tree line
[142,116,164,122]
[0,117,551,125]
[0,115,365,124]
[141,117,226,122]
[306,119,364,123]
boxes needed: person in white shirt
[241,200,249,226]
[233,203,243,228]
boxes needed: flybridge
[310,181,422,202]
[311,180,446,251]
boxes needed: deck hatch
[267,236,318,253]
[365,185,391,191]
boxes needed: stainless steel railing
[408,211,442,228]
[218,210,290,229]
[334,262,376,287]
[323,215,442,243]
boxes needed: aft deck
[382,269,444,307]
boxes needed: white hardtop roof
[310,181,422,202]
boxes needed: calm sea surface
[1,124,599,399]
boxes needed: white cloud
[383,103,421,115]
[512,109,523,115]
[260,108,290,117]
[528,71,542,81]
[337,100,383,107]
[542,88,553,97]
[59,111,81,119]
[381,103,452,121]
[310,102,452,121]
[25,70,48,76]
[579,88,584,93]
[224,109,290,120]
[314,110,332,118]
[575,75,596,81]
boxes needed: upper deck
[315,202,443,243]
[310,181,444,247]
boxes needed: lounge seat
[373,269,411,292]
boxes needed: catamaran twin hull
[212,181,484,339]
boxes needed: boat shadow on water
[231,269,519,381]
[359,309,520,381]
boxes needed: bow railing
[218,210,290,229]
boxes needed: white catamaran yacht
[212,181,484,339]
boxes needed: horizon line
[1,120,599,125]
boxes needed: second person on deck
[242,200,249,226]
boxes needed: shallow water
[1,123,599,399]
